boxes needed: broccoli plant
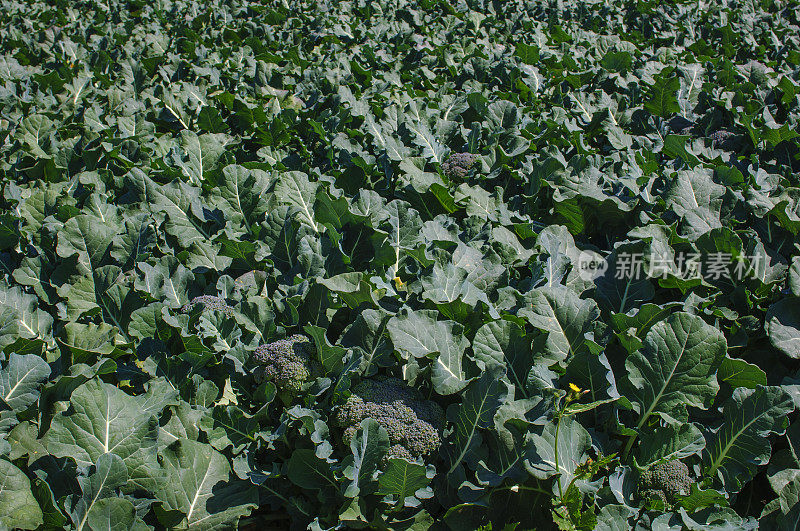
[252,335,320,403]
[441,152,478,180]
[181,295,235,316]
[335,376,444,461]
[637,460,691,507]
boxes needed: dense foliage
[1,0,800,528]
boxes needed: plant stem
[622,433,637,461]
[554,412,564,501]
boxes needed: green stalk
[554,412,564,501]
[622,433,637,461]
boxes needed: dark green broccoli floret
[181,295,234,316]
[441,152,478,180]
[252,335,320,398]
[335,377,445,461]
[637,460,691,506]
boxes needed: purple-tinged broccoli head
[335,376,444,461]
[181,295,234,316]
[441,152,478,180]
[252,335,320,395]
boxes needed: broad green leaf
[595,504,633,531]
[55,215,116,275]
[518,286,600,363]
[375,200,422,277]
[84,499,136,531]
[317,272,377,308]
[565,349,619,403]
[59,322,125,364]
[0,213,20,250]
[445,366,508,479]
[623,312,726,430]
[16,115,55,158]
[420,261,471,304]
[595,246,656,315]
[211,165,271,235]
[377,458,432,506]
[134,257,194,309]
[645,70,680,117]
[387,310,467,394]
[126,170,209,247]
[128,303,166,341]
[406,121,445,163]
[515,42,539,65]
[472,319,534,398]
[199,405,260,454]
[156,439,257,530]
[663,135,702,168]
[45,379,161,491]
[30,472,68,528]
[364,114,409,161]
[69,453,129,531]
[0,352,50,409]
[525,417,592,495]
[344,419,389,498]
[634,424,705,470]
[111,214,156,268]
[287,448,338,490]
[0,459,43,530]
[274,171,320,232]
[664,169,724,239]
[304,324,347,373]
[676,484,728,512]
[453,184,508,223]
[717,356,767,389]
[159,401,204,446]
[610,303,682,352]
[175,130,228,185]
[340,309,393,377]
[703,386,794,492]
[767,297,800,359]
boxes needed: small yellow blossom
[394,276,405,289]
[569,383,582,393]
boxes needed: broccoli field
[2,0,800,529]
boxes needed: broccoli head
[441,152,478,180]
[181,295,234,316]
[335,376,445,461]
[637,460,691,506]
[252,335,320,396]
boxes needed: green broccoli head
[252,335,320,395]
[441,152,478,180]
[181,295,234,316]
[335,376,445,461]
[637,460,691,506]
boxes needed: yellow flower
[569,383,582,393]
[394,276,405,289]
